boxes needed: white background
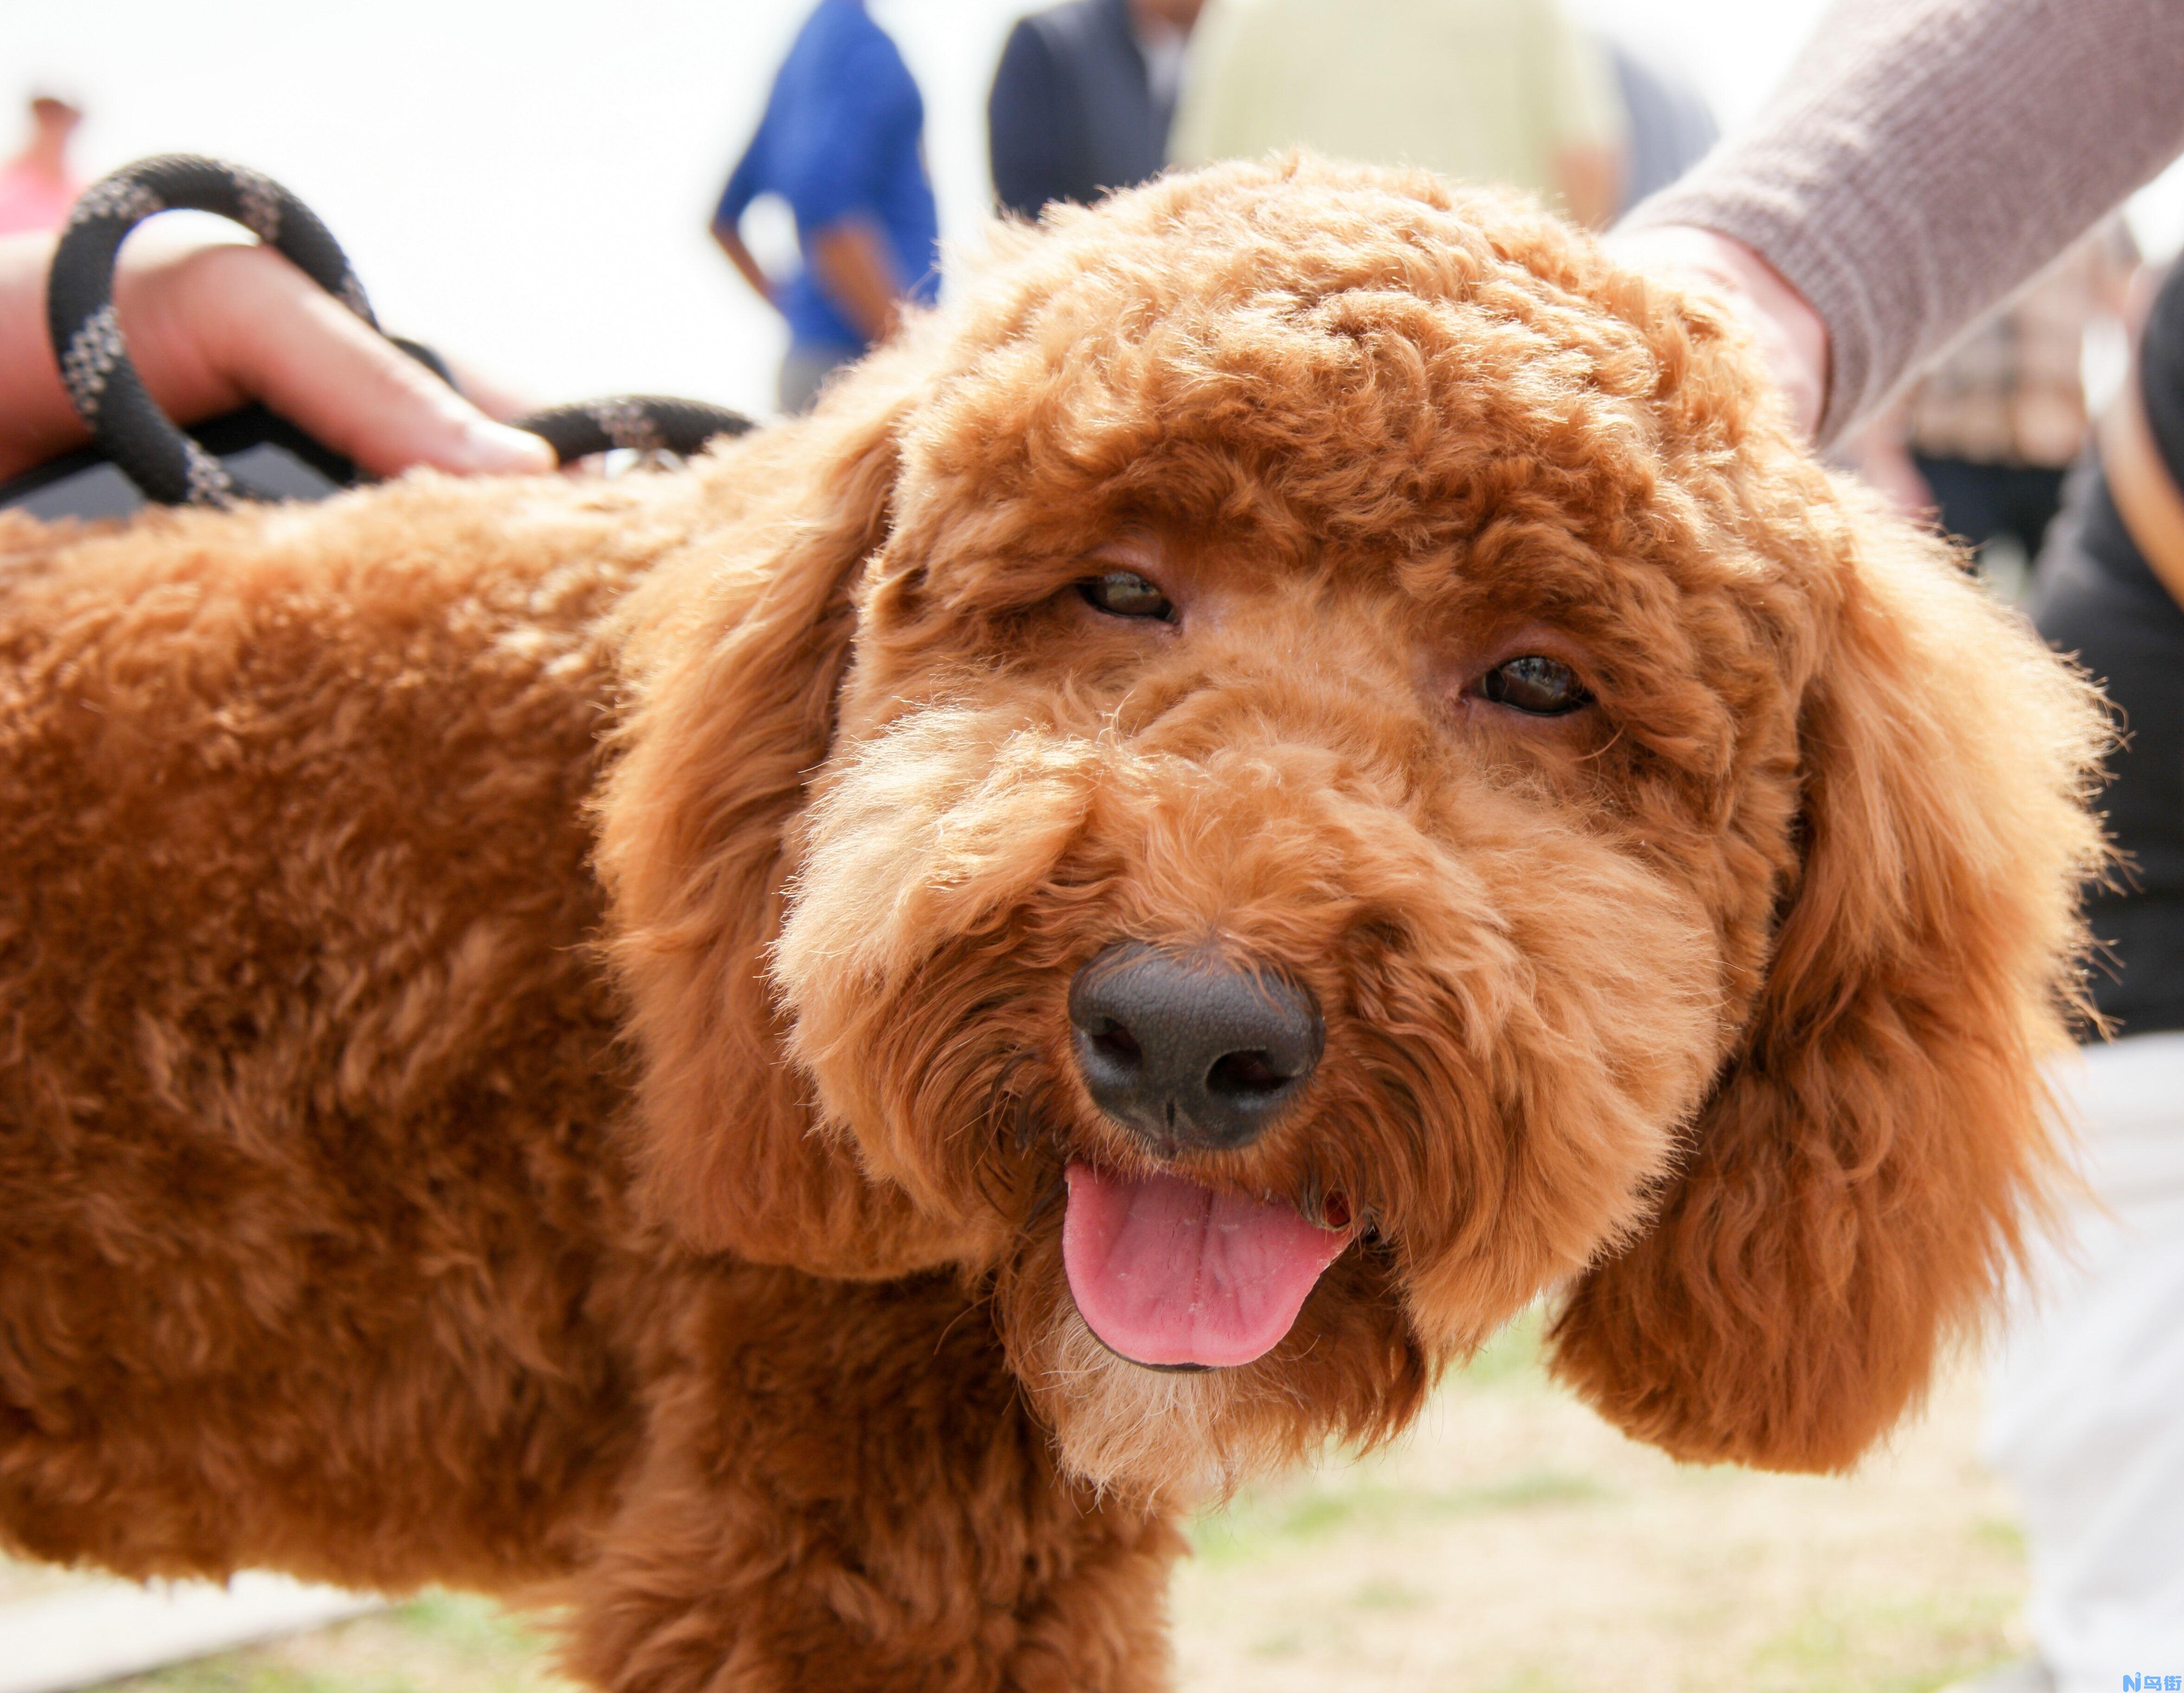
[5,1,2179,421]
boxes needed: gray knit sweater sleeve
[1624,0,2184,446]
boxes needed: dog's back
[0,474,672,1587]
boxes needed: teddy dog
[0,157,2106,1690]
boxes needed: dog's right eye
[1077,571,1176,622]
[1480,654,1591,715]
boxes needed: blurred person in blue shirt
[710,0,940,413]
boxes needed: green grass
[1745,1590,2021,1693]
[1191,1469,1611,1566]
[1447,1308,1548,1387]
[100,1594,567,1693]
[1973,1518,2027,1557]
[393,1592,552,1656]
[1476,1672,1581,1693]
[1350,1578,1429,1612]
[1185,1306,1582,1567]
[113,1659,350,1693]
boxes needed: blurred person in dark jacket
[988,0,1204,220]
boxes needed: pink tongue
[1061,1161,1352,1368]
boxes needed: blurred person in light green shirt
[1168,0,1628,226]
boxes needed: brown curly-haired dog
[0,158,2106,1689]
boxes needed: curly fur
[0,158,2107,1688]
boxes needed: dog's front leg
[565,1265,1181,1693]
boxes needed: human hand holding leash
[0,227,554,485]
[6,155,751,514]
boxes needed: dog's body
[0,161,2107,1689]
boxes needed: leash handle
[46,155,756,510]
[49,155,376,508]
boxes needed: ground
[0,1317,2032,1693]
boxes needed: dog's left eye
[1480,655,1591,715]
[1077,571,1176,622]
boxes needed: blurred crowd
[0,92,82,237]
[704,0,2150,633]
[704,0,2153,633]
[712,0,1717,413]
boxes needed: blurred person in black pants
[1848,224,2139,598]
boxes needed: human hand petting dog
[0,228,554,484]
[1606,223,1829,440]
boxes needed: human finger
[123,239,553,478]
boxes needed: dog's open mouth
[1060,1162,1354,1369]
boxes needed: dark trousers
[1913,453,2069,559]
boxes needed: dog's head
[598,158,2106,1496]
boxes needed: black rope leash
[45,155,754,509]
[514,395,760,463]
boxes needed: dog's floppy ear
[1548,505,2108,1471]
[596,347,968,1277]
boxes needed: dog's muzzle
[1066,943,1323,1152]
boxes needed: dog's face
[601,160,2105,1498]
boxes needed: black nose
[1067,943,1324,1152]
